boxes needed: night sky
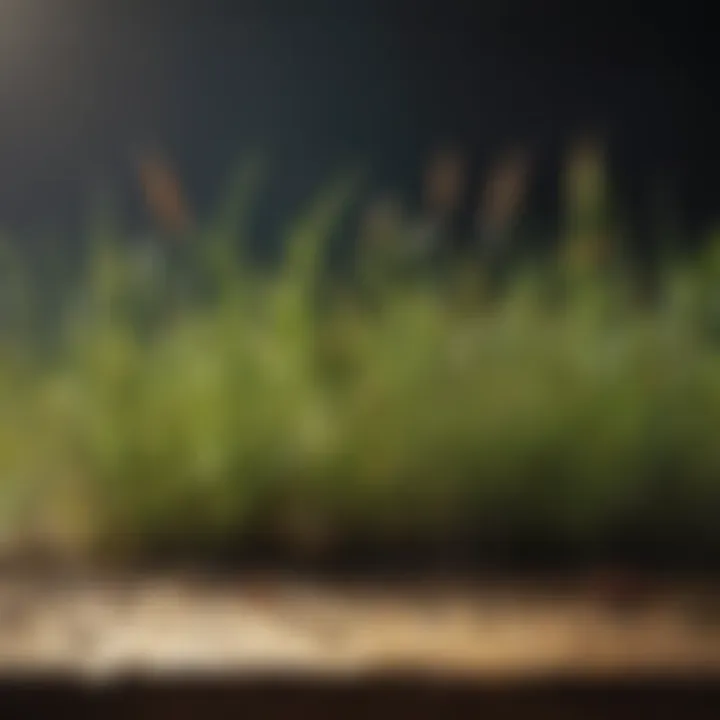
[0,1,715,246]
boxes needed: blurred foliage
[0,150,719,564]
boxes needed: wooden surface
[0,573,718,680]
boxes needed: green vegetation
[0,151,719,564]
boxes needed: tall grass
[0,147,719,564]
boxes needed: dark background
[0,1,715,251]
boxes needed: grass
[0,150,719,565]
